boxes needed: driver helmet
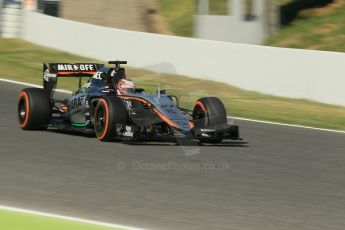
[117,79,135,94]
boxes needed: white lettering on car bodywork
[57,64,95,71]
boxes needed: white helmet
[117,79,135,94]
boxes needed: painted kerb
[21,11,345,107]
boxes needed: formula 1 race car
[17,61,243,144]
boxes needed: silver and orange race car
[17,60,243,144]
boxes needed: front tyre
[94,96,128,142]
[17,88,51,130]
[192,97,227,144]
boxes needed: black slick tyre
[17,88,51,130]
[192,97,227,143]
[94,96,128,142]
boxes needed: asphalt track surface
[0,81,345,230]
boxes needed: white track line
[228,116,345,134]
[0,78,146,230]
[0,205,147,230]
[0,78,72,94]
[1,77,345,134]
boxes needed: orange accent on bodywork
[120,95,179,129]
[188,121,194,129]
[95,99,109,140]
[153,108,179,129]
[80,72,97,75]
[56,71,96,75]
[118,96,152,107]
[18,91,30,129]
[194,101,206,111]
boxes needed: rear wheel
[192,97,227,143]
[17,88,51,130]
[94,96,129,142]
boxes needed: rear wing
[44,63,104,78]
[43,63,104,98]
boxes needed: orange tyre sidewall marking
[193,101,207,127]
[95,99,109,140]
[18,91,30,128]
[194,101,206,111]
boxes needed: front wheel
[192,97,227,144]
[94,96,129,142]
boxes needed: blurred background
[0,0,344,51]
[0,3,344,230]
[0,0,344,130]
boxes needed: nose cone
[148,95,191,132]
[158,97,190,132]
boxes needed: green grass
[157,0,236,37]
[157,0,345,52]
[0,209,121,230]
[267,0,345,52]
[1,38,345,131]
[0,38,96,89]
[157,0,194,37]
[156,1,290,37]
[156,0,234,37]
[209,0,229,15]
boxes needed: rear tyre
[94,96,129,142]
[17,88,51,130]
[192,97,227,144]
